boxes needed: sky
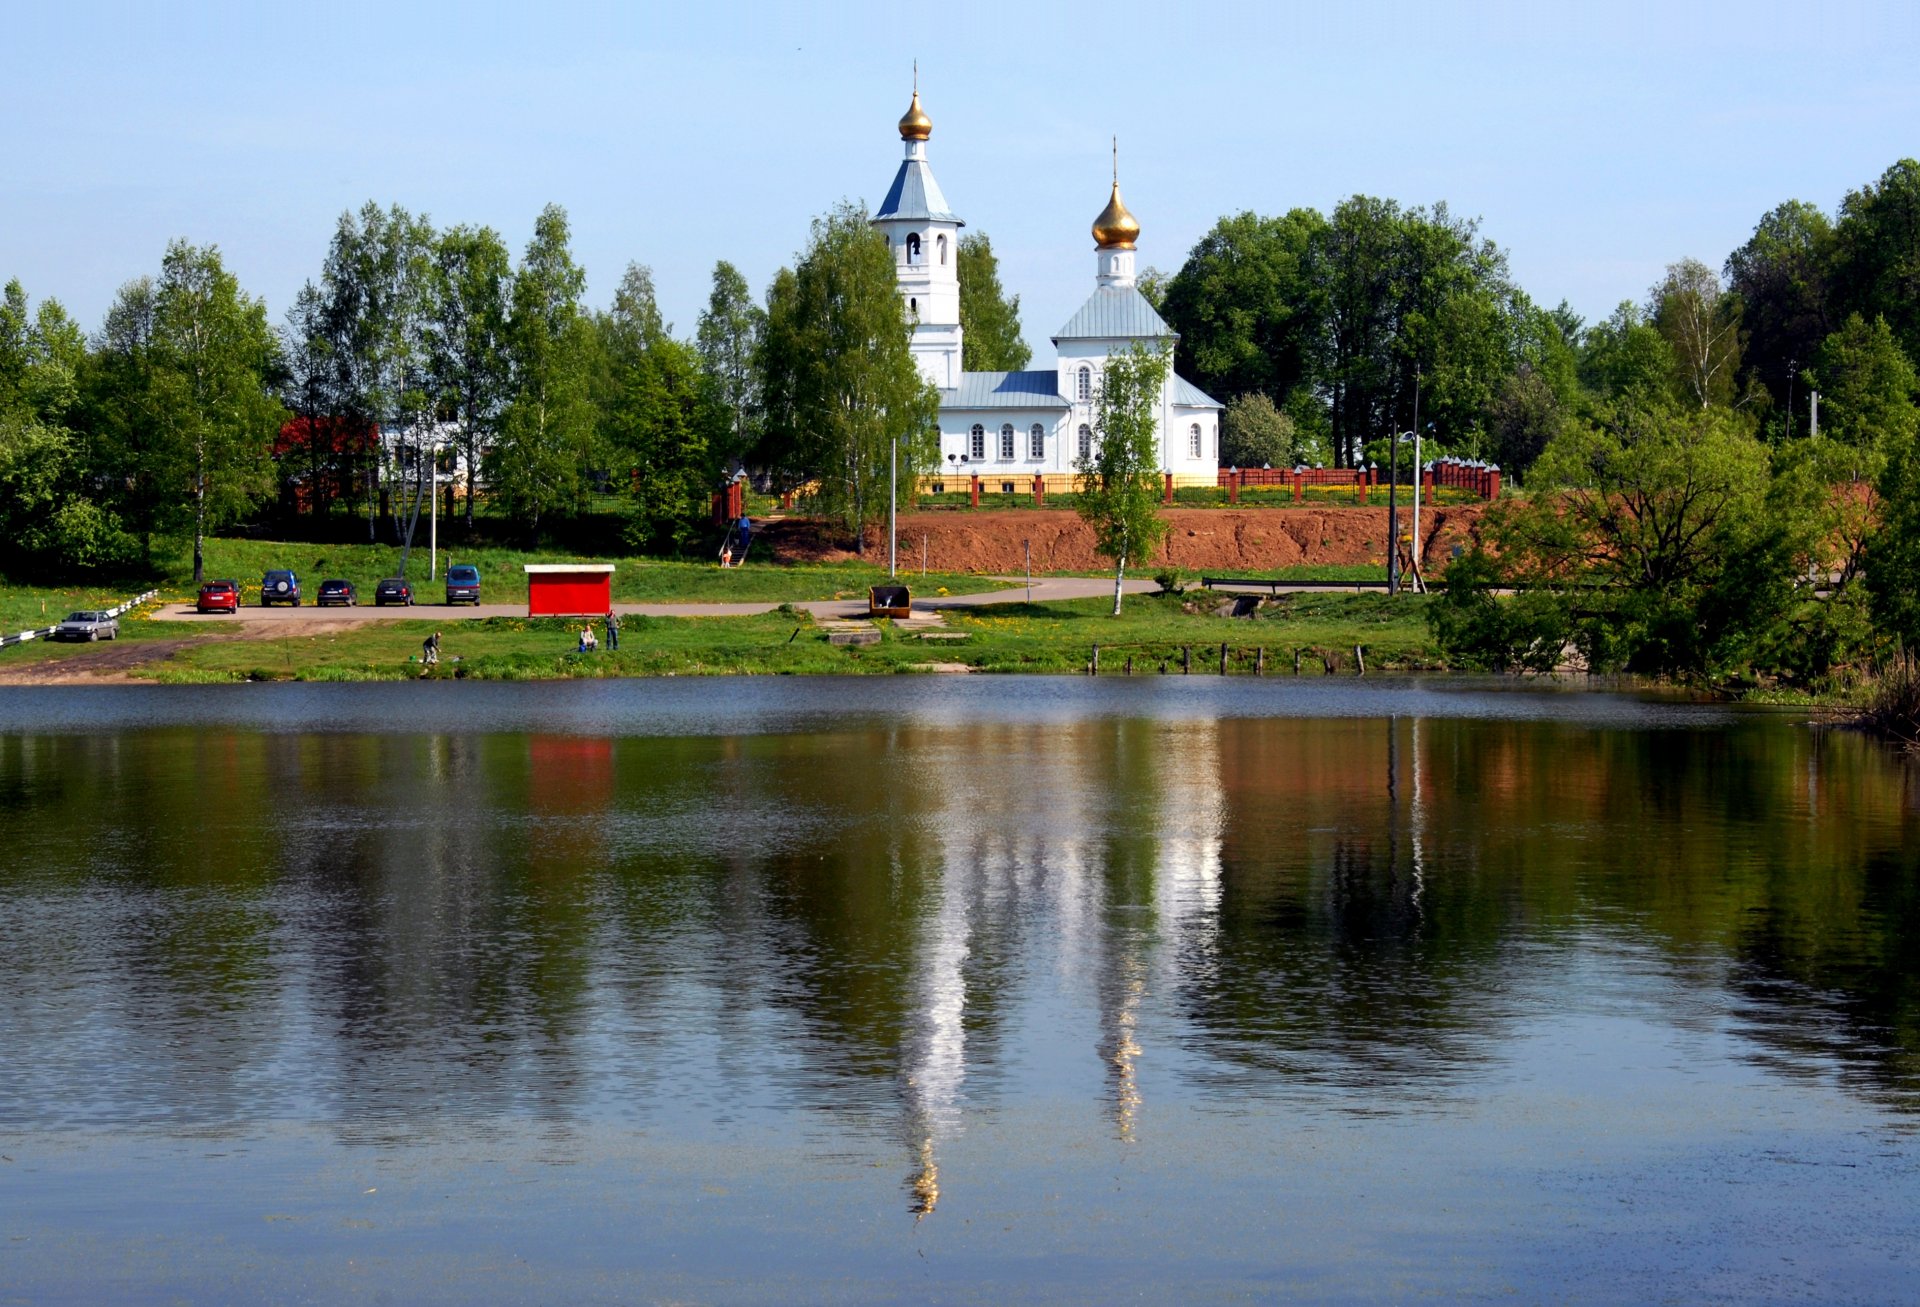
[4,0,1916,355]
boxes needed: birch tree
[149,242,283,583]
[1075,342,1171,615]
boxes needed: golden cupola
[1091,141,1139,249]
[899,88,932,142]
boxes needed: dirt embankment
[767,506,1487,574]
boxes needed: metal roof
[1172,375,1223,409]
[874,159,963,225]
[939,370,1069,409]
[1052,287,1174,341]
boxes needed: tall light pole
[1411,424,1425,587]
[889,434,898,580]
[1387,427,1401,594]
[429,434,439,581]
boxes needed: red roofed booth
[525,564,615,617]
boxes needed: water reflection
[2,686,1918,1212]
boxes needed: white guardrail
[0,590,160,650]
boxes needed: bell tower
[871,71,965,390]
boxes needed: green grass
[1033,564,1392,584]
[110,591,1440,682]
[5,538,1007,610]
[0,583,155,634]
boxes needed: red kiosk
[524,564,615,617]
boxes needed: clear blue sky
[4,0,1915,353]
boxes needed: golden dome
[1092,181,1140,250]
[899,89,932,141]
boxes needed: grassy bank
[1,538,1005,613]
[85,591,1439,682]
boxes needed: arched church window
[1029,424,1045,459]
[1077,424,1093,462]
[909,298,918,320]
[1077,366,1092,402]
[907,233,922,264]
[1000,424,1015,460]
[938,234,948,265]
[1189,423,1203,459]
[969,424,985,460]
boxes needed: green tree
[1832,159,1920,365]
[596,263,714,553]
[956,231,1030,372]
[1867,428,1920,648]
[1578,301,1677,405]
[1812,313,1919,455]
[1480,402,1801,677]
[80,277,167,559]
[1220,391,1296,469]
[148,242,285,584]
[317,202,438,543]
[429,224,512,532]
[1726,199,1836,428]
[1647,258,1744,409]
[0,281,134,575]
[491,204,596,543]
[758,202,938,551]
[695,260,764,472]
[1160,209,1324,414]
[1076,342,1171,615]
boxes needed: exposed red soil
[766,505,1488,575]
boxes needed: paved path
[153,577,1163,626]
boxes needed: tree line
[5,155,1917,644]
[1162,159,1920,490]
[1,197,1044,580]
[1399,160,1920,683]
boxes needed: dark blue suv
[261,570,301,606]
[444,564,481,605]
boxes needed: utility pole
[1411,423,1423,582]
[1387,429,1400,595]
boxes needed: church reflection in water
[2,701,1917,1215]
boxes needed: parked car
[444,564,481,605]
[196,580,240,614]
[374,577,414,607]
[316,579,357,607]
[53,610,119,641]
[261,569,301,606]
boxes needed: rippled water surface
[1,678,1916,1304]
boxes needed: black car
[374,578,414,607]
[316,579,357,607]
[261,569,301,606]
[444,564,481,605]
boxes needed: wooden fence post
[1255,646,1265,676]
[1219,642,1228,675]
[1182,645,1192,674]
[1091,642,1100,676]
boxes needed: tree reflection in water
[1,694,1917,1211]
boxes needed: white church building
[871,87,1222,482]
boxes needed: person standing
[606,609,620,651]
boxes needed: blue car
[444,564,481,605]
[261,570,301,606]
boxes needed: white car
[54,611,119,641]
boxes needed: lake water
[1,678,1916,1304]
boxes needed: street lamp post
[889,434,898,580]
[1387,431,1400,595]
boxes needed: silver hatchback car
[53,611,119,641]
